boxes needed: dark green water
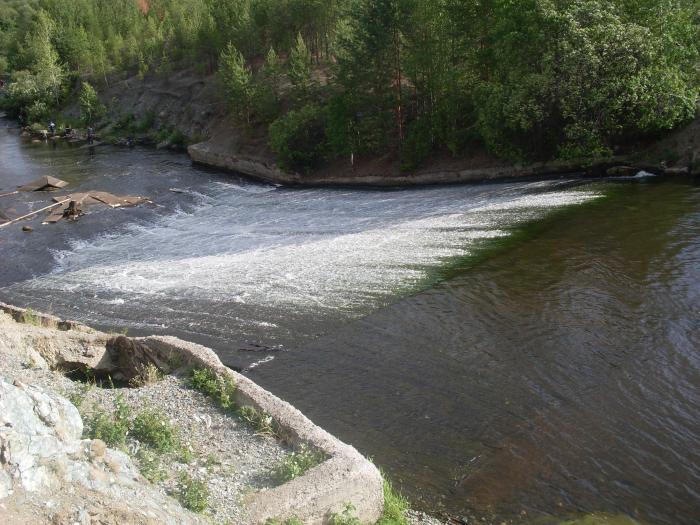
[251,181,700,524]
[1,123,699,524]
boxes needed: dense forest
[1,0,699,170]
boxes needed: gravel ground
[0,355,290,524]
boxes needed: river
[1,121,698,524]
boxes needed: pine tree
[288,32,312,99]
[218,42,253,123]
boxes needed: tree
[79,81,104,125]
[218,42,253,123]
[288,32,312,99]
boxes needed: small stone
[22,225,33,232]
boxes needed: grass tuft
[129,362,163,387]
[84,393,131,447]
[275,444,326,484]
[376,477,409,525]
[239,405,277,436]
[190,367,237,409]
[177,472,209,513]
[22,307,42,326]
[329,503,361,525]
[132,409,179,453]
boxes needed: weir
[2,123,700,524]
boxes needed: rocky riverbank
[0,303,386,524]
[48,70,700,189]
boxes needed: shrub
[78,81,104,126]
[27,100,50,125]
[22,307,42,326]
[268,104,329,172]
[132,409,178,453]
[275,444,326,484]
[177,472,209,513]
[85,394,131,446]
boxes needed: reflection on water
[2,123,699,524]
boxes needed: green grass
[189,367,279,436]
[329,504,362,525]
[177,472,209,513]
[22,307,42,326]
[67,382,93,409]
[376,477,409,525]
[136,447,166,483]
[190,367,237,409]
[275,444,326,483]
[132,409,179,453]
[239,405,277,436]
[84,394,131,447]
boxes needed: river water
[1,122,698,524]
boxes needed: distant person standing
[87,126,94,144]
[48,121,56,135]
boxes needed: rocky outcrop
[0,378,204,525]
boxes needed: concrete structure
[0,303,384,524]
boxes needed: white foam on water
[14,183,601,316]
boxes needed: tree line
[1,0,699,171]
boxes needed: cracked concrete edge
[0,302,93,332]
[140,335,385,525]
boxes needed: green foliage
[129,362,163,387]
[78,81,103,125]
[66,382,92,409]
[136,447,166,483]
[131,409,179,454]
[269,104,329,171]
[376,477,409,525]
[238,406,277,436]
[472,0,699,161]
[274,444,326,483]
[219,42,253,123]
[176,472,209,513]
[2,0,698,165]
[288,32,313,99]
[85,393,131,447]
[329,503,361,525]
[251,46,282,123]
[190,367,237,410]
[21,307,41,326]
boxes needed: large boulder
[0,378,204,524]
